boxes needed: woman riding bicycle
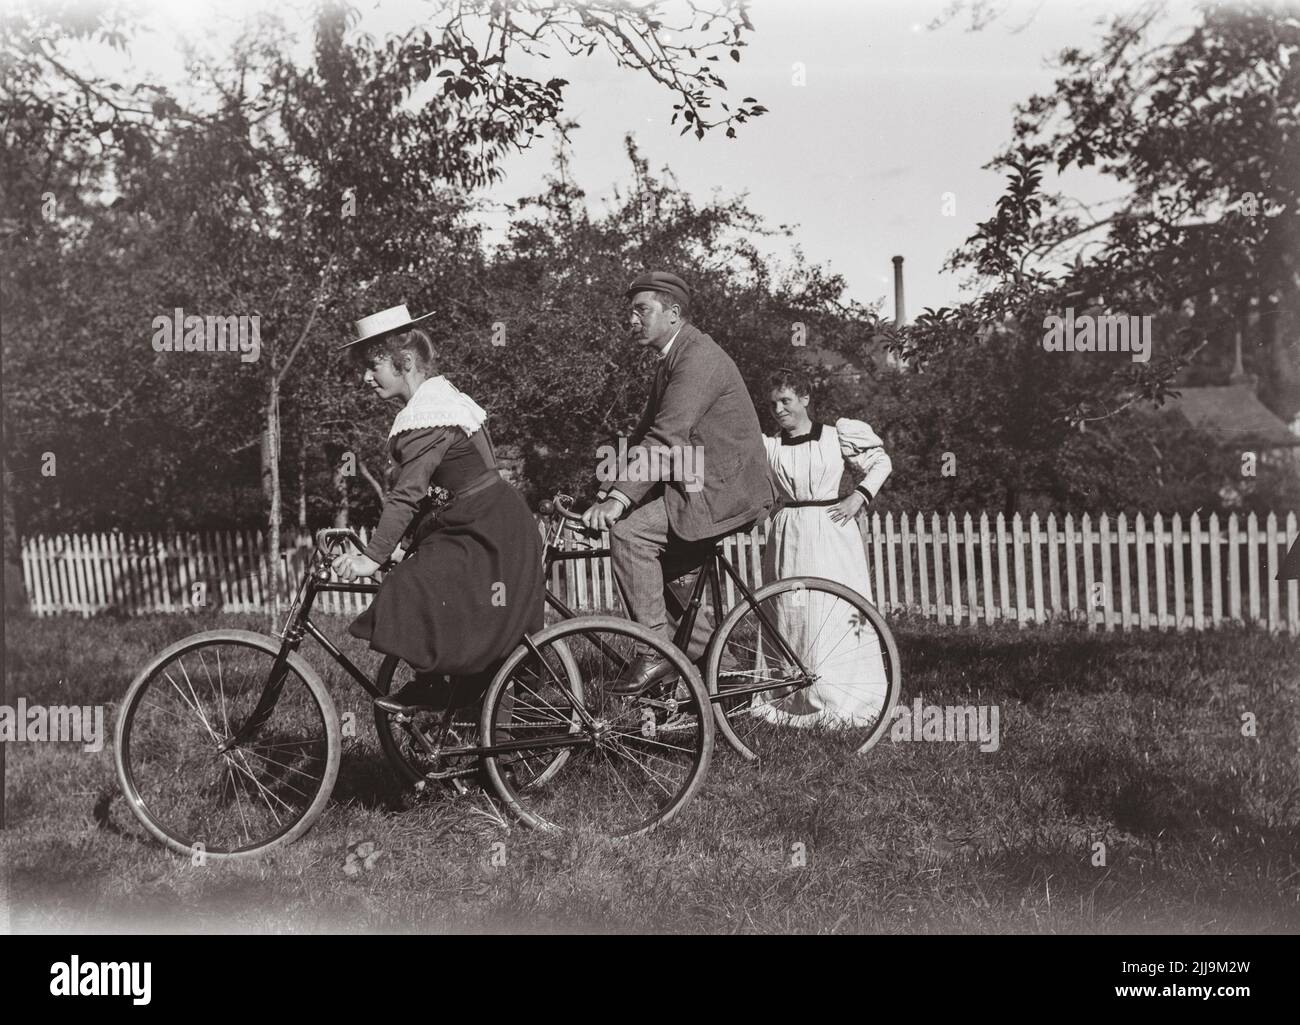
[332,304,545,710]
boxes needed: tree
[1,0,771,609]
[1005,0,1300,414]
[879,2,1300,516]
[459,132,885,500]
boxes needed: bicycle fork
[217,651,295,753]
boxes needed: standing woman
[758,370,893,726]
[331,305,544,709]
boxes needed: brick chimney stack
[892,255,905,328]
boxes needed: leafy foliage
[873,1,1300,516]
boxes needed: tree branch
[357,459,387,505]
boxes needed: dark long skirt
[348,479,544,675]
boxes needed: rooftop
[1160,385,1300,450]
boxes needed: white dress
[754,419,893,727]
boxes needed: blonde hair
[355,328,437,375]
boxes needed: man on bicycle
[582,271,775,695]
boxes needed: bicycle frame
[541,517,817,701]
[230,533,594,762]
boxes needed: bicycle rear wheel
[114,630,340,861]
[480,617,713,837]
[705,577,901,762]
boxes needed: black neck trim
[780,422,824,446]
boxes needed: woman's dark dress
[348,424,544,677]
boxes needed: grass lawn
[2,609,1297,933]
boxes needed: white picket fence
[863,510,1298,634]
[17,510,1300,634]
[19,529,384,618]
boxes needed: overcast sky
[74,0,1204,315]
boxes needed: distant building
[1145,384,1299,507]
[1159,384,1300,463]
[790,256,907,381]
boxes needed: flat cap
[625,271,691,312]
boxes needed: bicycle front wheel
[114,630,340,861]
[706,577,901,762]
[480,617,713,837]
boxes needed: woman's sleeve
[762,434,786,500]
[363,427,458,563]
[836,418,892,502]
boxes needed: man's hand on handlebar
[332,552,381,581]
[581,497,624,532]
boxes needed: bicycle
[535,493,903,764]
[114,528,714,861]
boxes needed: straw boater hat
[336,304,436,351]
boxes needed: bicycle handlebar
[539,493,587,524]
[311,528,396,576]
[539,493,603,538]
[314,528,367,557]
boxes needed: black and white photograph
[1,0,1297,964]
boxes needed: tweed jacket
[611,323,775,541]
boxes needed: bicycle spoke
[597,745,652,818]
[177,660,224,742]
[483,620,710,836]
[119,637,334,858]
[599,738,681,797]
[228,745,324,789]
[140,700,214,738]
[225,749,292,821]
[199,648,235,738]
[711,581,900,761]
[162,669,222,743]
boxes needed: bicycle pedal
[374,696,420,716]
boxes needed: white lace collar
[388,376,487,439]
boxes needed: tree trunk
[358,460,387,506]
[1264,279,1299,404]
[1257,167,1300,406]
[333,455,349,528]
[262,382,283,618]
[297,427,308,530]
[2,445,24,612]
[1003,485,1018,521]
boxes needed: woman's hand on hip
[332,553,382,581]
[827,492,866,525]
